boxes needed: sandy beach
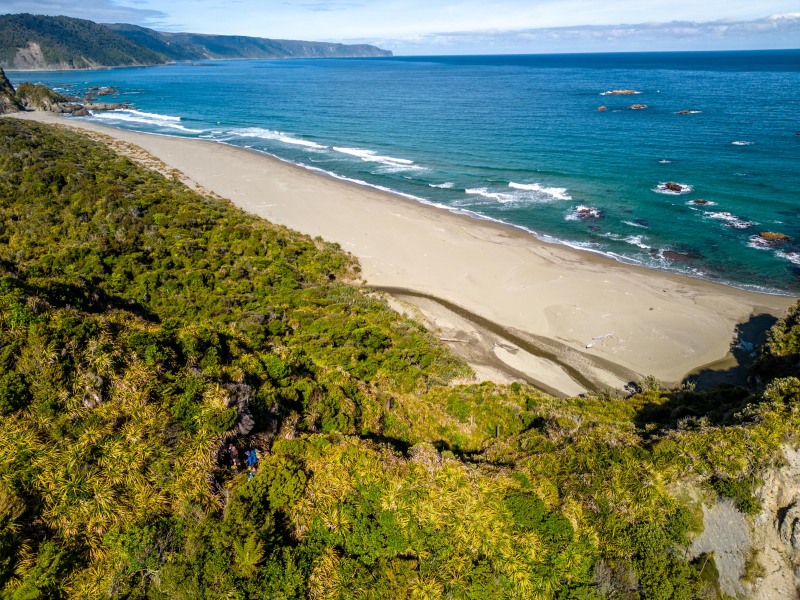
[12,111,794,396]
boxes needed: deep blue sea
[10,50,800,293]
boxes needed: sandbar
[11,111,794,396]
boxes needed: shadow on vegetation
[362,432,412,456]
[634,383,754,436]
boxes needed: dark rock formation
[0,67,23,114]
[572,205,603,220]
[664,182,684,193]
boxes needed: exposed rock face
[690,498,749,599]
[0,67,22,114]
[751,445,800,599]
[779,502,800,552]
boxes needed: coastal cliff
[0,67,22,113]
[0,14,391,70]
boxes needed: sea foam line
[232,127,326,149]
[91,110,203,133]
[333,146,420,169]
[509,181,571,201]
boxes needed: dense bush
[0,118,798,598]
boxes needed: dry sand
[12,111,794,396]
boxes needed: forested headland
[0,118,799,598]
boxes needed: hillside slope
[0,14,167,69]
[107,23,393,60]
[0,14,392,70]
[0,117,798,598]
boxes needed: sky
[3,0,800,54]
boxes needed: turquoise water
[11,50,800,293]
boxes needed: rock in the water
[596,105,607,111]
[692,199,710,205]
[602,89,640,95]
[664,182,683,192]
[760,231,790,243]
[85,102,129,111]
[629,103,648,110]
[569,205,603,220]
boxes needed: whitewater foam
[233,127,326,149]
[705,211,756,229]
[731,140,754,146]
[565,205,602,221]
[624,235,651,249]
[333,147,420,169]
[429,182,455,189]
[776,251,800,265]
[91,109,202,133]
[508,181,571,201]
[465,188,517,203]
[623,220,649,229]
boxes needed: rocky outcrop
[759,231,790,243]
[629,104,648,110]
[15,82,88,116]
[664,182,684,192]
[779,502,800,551]
[685,446,800,599]
[596,105,607,111]
[601,89,640,95]
[0,68,23,114]
[751,445,800,599]
[84,102,128,111]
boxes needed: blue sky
[4,0,800,54]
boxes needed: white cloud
[353,13,800,54]
[1,0,167,25]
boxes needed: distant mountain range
[0,14,392,70]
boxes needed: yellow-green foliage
[1,118,799,599]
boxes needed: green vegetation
[0,118,798,598]
[0,14,391,70]
[13,82,67,109]
[0,14,166,69]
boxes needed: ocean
[10,50,800,294]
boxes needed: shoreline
[9,111,794,396]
